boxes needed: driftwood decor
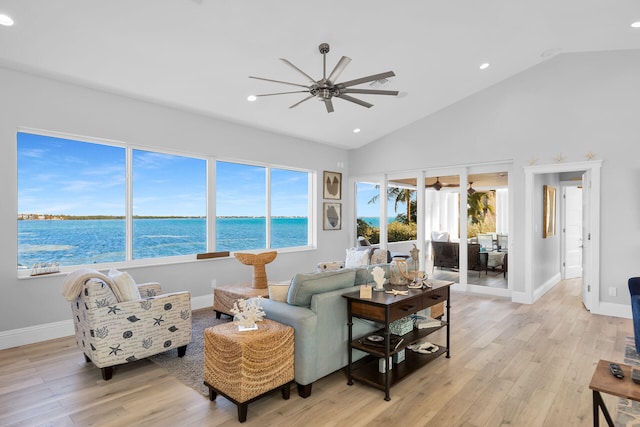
[234,251,277,289]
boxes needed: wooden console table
[589,359,640,426]
[343,279,453,401]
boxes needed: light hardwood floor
[0,278,631,426]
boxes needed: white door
[563,186,582,279]
[581,171,591,310]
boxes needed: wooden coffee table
[589,359,640,426]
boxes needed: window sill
[17,245,316,279]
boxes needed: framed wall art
[323,202,342,230]
[543,184,556,238]
[323,171,342,200]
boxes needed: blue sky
[18,133,308,217]
[356,181,408,218]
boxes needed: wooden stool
[213,284,269,319]
[204,319,294,423]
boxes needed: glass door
[466,170,509,290]
[424,173,462,285]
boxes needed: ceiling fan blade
[341,88,399,96]
[279,58,317,84]
[327,56,352,84]
[249,76,309,89]
[337,71,396,88]
[289,95,314,109]
[256,90,310,97]
[324,99,334,113]
[335,93,373,108]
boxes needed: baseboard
[0,319,75,351]
[595,301,632,319]
[192,293,213,310]
[511,291,531,304]
[532,273,562,303]
[0,293,214,351]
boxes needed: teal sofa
[257,266,388,398]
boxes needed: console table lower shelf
[350,342,447,391]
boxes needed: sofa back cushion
[287,269,356,307]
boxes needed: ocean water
[18,217,308,268]
[358,217,396,227]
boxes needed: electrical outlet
[211,279,217,289]
[609,287,617,297]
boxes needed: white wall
[533,174,561,290]
[349,49,640,310]
[0,66,351,342]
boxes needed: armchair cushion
[108,268,140,301]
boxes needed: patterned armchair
[68,274,192,380]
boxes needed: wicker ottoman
[213,284,269,319]
[204,319,294,423]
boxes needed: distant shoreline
[17,215,305,220]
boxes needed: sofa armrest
[309,287,380,381]
[259,299,318,384]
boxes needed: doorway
[523,161,601,310]
[562,184,582,280]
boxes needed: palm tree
[369,187,416,224]
[467,191,495,225]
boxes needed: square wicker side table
[213,284,269,319]
[204,319,294,423]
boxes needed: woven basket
[204,319,293,403]
[431,302,445,319]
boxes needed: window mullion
[266,167,271,249]
[126,147,133,261]
[208,158,216,251]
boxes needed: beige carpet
[149,308,230,396]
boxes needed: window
[132,150,207,259]
[17,132,207,268]
[216,161,267,251]
[215,161,310,252]
[18,133,127,268]
[18,132,313,271]
[270,168,309,249]
[356,181,382,244]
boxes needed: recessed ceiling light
[353,128,361,133]
[632,21,640,28]
[0,14,14,26]
[247,95,257,102]
[479,63,490,70]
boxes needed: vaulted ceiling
[1,1,639,149]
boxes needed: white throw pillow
[370,249,389,265]
[268,282,290,302]
[108,268,141,301]
[345,247,370,268]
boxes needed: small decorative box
[389,316,413,336]
[393,349,406,364]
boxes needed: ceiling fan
[249,43,399,113]
[426,177,459,191]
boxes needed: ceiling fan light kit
[249,43,399,113]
